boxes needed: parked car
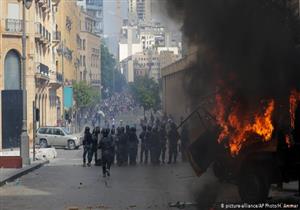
[36,127,81,150]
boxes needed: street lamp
[20,0,33,165]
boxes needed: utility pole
[20,0,32,166]
[61,40,65,125]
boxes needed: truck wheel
[238,171,270,202]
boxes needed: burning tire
[238,169,270,202]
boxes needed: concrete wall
[161,51,197,124]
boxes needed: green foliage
[73,81,100,108]
[129,76,161,111]
[101,44,127,98]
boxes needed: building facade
[79,10,101,90]
[77,0,103,36]
[0,0,62,149]
[128,0,152,23]
[55,0,81,122]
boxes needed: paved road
[1,148,300,210]
[0,148,200,210]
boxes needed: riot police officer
[99,128,115,177]
[167,123,180,164]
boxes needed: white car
[36,127,81,150]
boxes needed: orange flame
[215,94,274,156]
[289,90,300,129]
[285,134,292,148]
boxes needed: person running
[83,126,93,167]
[99,128,115,177]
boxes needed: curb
[0,160,49,187]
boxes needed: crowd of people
[82,115,189,178]
[98,92,136,119]
[77,91,137,130]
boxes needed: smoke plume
[166,0,300,112]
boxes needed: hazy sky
[103,0,128,37]
[103,0,181,56]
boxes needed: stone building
[79,9,101,90]
[0,0,62,149]
[55,0,81,119]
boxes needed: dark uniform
[150,126,160,164]
[125,125,131,164]
[159,124,167,163]
[139,126,147,163]
[83,127,93,166]
[128,127,139,165]
[99,129,115,177]
[110,128,117,164]
[118,127,127,166]
[91,126,101,164]
[143,126,152,164]
[168,123,180,164]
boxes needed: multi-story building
[77,0,103,36]
[119,23,143,82]
[55,0,81,121]
[0,0,62,149]
[128,0,152,23]
[79,9,101,90]
[130,49,179,82]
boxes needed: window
[38,128,47,134]
[83,40,86,50]
[46,128,54,135]
[4,50,21,90]
[54,129,64,136]
[8,3,19,19]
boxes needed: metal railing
[56,72,63,83]
[5,19,22,33]
[36,62,49,77]
[91,80,101,85]
[53,31,61,42]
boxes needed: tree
[101,43,127,98]
[129,76,161,113]
[73,81,100,108]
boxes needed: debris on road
[168,201,198,209]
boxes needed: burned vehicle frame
[177,99,300,202]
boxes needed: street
[0,148,199,210]
[2,147,300,210]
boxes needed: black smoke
[166,0,300,112]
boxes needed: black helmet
[84,127,90,134]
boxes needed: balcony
[35,22,42,39]
[5,19,22,33]
[41,0,48,9]
[37,0,46,6]
[35,62,50,82]
[52,0,61,6]
[91,80,101,87]
[52,31,61,44]
[49,72,63,89]
[35,23,51,44]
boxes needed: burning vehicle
[164,0,300,202]
[178,90,300,202]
